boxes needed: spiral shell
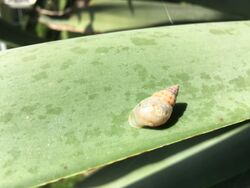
[128,85,179,128]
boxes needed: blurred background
[0,0,250,50]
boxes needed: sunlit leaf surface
[0,21,250,187]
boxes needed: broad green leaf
[38,0,239,33]
[1,21,250,187]
[183,0,250,18]
[80,122,250,187]
[43,122,250,188]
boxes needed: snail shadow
[145,102,188,130]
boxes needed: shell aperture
[129,85,179,128]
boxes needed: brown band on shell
[166,85,179,96]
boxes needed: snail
[128,85,179,128]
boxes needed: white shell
[129,85,179,128]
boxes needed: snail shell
[129,85,179,128]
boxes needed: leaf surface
[80,122,250,187]
[1,21,250,187]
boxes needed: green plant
[1,20,250,187]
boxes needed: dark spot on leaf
[142,80,158,89]
[60,60,74,70]
[4,170,13,176]
[136,92,148,101]
[21,103,40,115]
[111,111,127,125]
[0,112,13,123]
[104,86,112,92]
[162,65,169,70]
[229,76,247,89]
[200,73,211,80]
[175,72,191,81]
[32,71,48,82]
[88,94,98,100]
[213,75,222,81]
[245,23,250,27]
[209,29,234,35]
[131,37,156,46]
[156,78,168,87]
[45,104,63,115]
[70,47,88,54]
[57,79,63,83]
[40,63,50,69]
[64,130,78,145]
[134,64,148,81]
[64,86,70,91]
[8,149,21,160]
[38,115,46,120]
[124,91,131,101]
[91,60,102,66]
[121,46,129,51]
[96,47,110,54]
[110,109,129,135]
[246,69,250,76]
[84,124,100,137]
[74,79,86,85]
[219,117,224,122]
[28,167,38,174]
[22,55,37,62]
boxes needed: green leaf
[38,0,240,33]
[1,21,250,187]
[42,122,250,188]
[77,122,250,187]
[183,0,250,19]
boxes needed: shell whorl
[152,85,179,106]
[129,85,179,128]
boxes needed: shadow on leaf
[77,121,250,188]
